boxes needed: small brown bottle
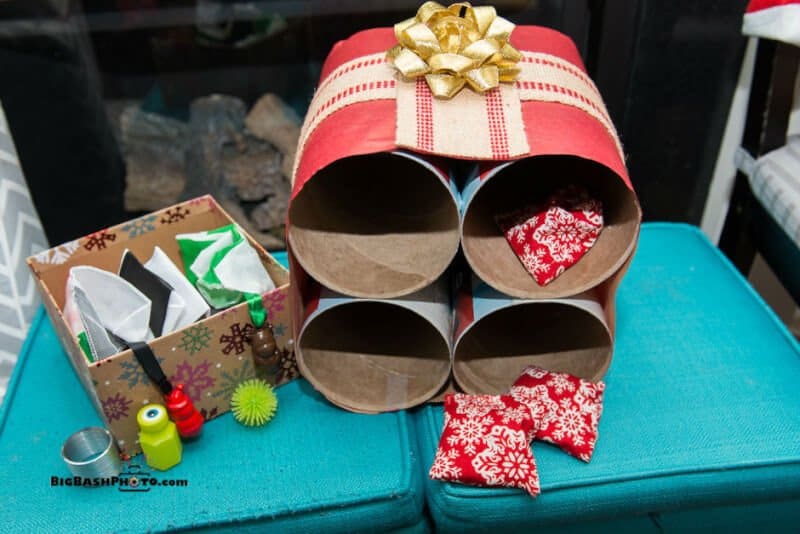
[251,324,280,374]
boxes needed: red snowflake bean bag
[510,366,605,462]
[429,393,541,497]
[496,185,603,286]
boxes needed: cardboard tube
[461,156,640,299]
[289,151,460,299]
[296,279,452,412]
[453,275,612,394]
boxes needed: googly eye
[143,406,162,421]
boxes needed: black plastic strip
[130,342,173,395]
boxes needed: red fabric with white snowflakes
[429,394,541,497]
[496,185,603,286]
[510,366,605,462]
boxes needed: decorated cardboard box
[27,196,297,455]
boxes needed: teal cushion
[0,310,425,533]
[271,250,289,269]
[417,223,800,532]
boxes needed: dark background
[0,0,748,245]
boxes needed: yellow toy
[137,404,182,471]
[230,379,278,427]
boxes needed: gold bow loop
[386,2,522,99]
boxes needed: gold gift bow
[386,1,522,99]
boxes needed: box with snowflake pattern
[27,195,295,456]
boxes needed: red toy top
[165,383,204,439]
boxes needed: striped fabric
[395,75,529,159]
[0,102,49,402]
[734,44,800,253]
[294,45,620,173]
[395,50,618,160]
[738,137,800,248]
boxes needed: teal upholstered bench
[416,223,800,532]
[0,250,426,533]
[3,224,799,532]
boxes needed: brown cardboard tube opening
[289,153,460,298]
[453,302,612,394]
[298,301,451,412]
[462,156,640,298]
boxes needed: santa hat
[742,0,800,47]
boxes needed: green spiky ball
[230,379,278,427]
